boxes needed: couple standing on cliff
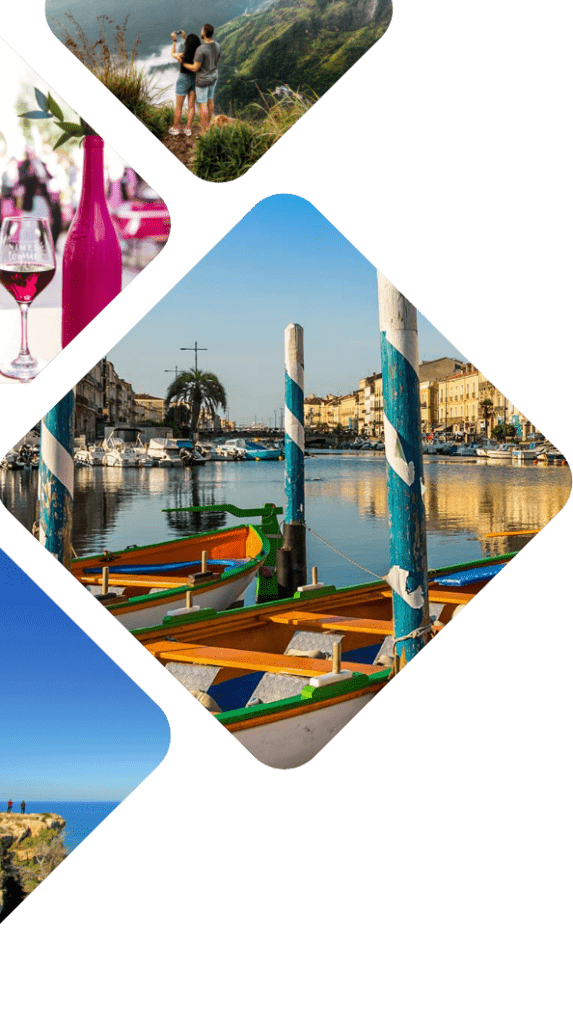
[169,24,221,137]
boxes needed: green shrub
[192,121,267,182]
[192,90,315,182]
[19,828,59,849]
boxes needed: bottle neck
[78,136,106,209]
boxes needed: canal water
[1,455,570,601]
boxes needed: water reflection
[0,459,570,584]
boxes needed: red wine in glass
[0,216,56,381]
[0,263,56,304]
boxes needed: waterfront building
[75,361,105,442]
[304,394,329,430]
[358,373,383,436]
[303,357,536,443]
[437,365,481,437]
[419,379,439,434]
[134,393,166,423]
[336,391,360,433]
[419,357,464,381]
[477,375,536,439]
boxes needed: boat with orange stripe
[72,523,270,630]
[134,551,516,768]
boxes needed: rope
[392,621,433,650]
[305,523,386,580]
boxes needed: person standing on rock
[7,799,13,812]
[169,30,201,137]
[183,24,221,132]
[20,800,26,813]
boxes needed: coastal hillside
[216,0,392,113]
[0,813,67,921]
[47,0,279,60]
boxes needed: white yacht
[102,445,140,467]
[88,445,106,466]
[147,437,182,466]
[132,435,154,467]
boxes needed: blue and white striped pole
[282,322,306,592]
[378,274,430,665]
[38,391,75,568]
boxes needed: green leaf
[46,93,64,122]
[56,121,84,136]
[53,132,73,151]
[19,110,53,119]
[80,117,97,136]
[34,88,48,111]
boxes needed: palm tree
[480,397,494,439]
[166,370,227,439]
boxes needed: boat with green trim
[72,523,270,630]
[134,551,515,768]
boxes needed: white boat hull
[102,453,140,467]
[107,567,258,630]
[230,691,377,769]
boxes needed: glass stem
[18,302,31,359]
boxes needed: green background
[0,0,568,1019]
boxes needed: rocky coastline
[0,812,67,922]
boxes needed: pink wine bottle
[62,135,122,347]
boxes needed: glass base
[0,353,47,381]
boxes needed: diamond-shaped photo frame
[45,0,392,182]
[0,37,170,383]
[1,195,569,770]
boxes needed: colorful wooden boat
[72,524,270,629]
[134,551,515,768]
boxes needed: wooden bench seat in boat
[148,641,383,679]
[268,611,394,634]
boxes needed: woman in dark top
[169,31,201,136]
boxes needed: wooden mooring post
[280,322,307,596]
[378,275,430,665]
[38,392,75,568]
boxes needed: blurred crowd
[0,135,172,287]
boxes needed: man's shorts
[175,72,195,96]
[195,83,216,103]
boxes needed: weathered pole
[38,391,75,568]
[282,322,306,594]
[378,274,430,665]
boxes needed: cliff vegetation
[0,813,67,922]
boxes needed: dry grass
[57,13,173,139]
[192,88,315,182]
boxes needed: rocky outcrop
[0,813,67,922]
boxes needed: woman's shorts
[195,83,216,103]
[175,72,195,96]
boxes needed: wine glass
[0,216,56,381]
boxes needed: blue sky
[110,195,465,425]
[0,549,170,801]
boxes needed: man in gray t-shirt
[188,24,221,131]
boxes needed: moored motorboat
[135,551,515,768]
[2,448,25,470]
[475,440,500,457]
[224,439,283,461]
[484,444,518,460]
[102,444,140,467]
[132,435,154,467]
[177,441,208,465]
[147,437,182,466]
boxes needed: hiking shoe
[168,127,180,135]
[184,128,193,136]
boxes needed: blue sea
[10,802,120,853]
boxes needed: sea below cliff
[11,802,120,852]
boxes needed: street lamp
[180,341,207,372]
